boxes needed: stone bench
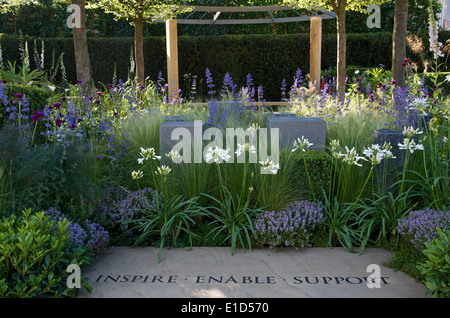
[264,116,326,151]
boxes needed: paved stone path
[77,246,429,298]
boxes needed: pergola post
[309,16,322,92]
[166,19,179,102]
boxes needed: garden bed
[0,66,449,298]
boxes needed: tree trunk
[71,0,91,96]
[392,0,409,88]
[134,14,145,85]
[334,0,347,95]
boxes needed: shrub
[254,200,325,248]
[417,229,450,298]
[0,82,52,128]
[397,208,450,250]
[0,209,91,297]
[96,186,157,243]
[45,207,109,258]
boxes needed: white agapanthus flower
[138,147,161,164]
[330,139,341,159]
[402,126,423,138]
[292,136,313,152]
[235,143,257,156]
[398,138,424,154]
[205,146,231,164]
[412,97,429,115]
[131,170,143,180]
[155,165,171,176]
[363,144,396,165]
[338,146,368,167]
[259,159,280,175]
[165,150,181,161]
[246,123,260,136]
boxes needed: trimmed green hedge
[1,31,449,101]
[0,83,52,127]
[294,150,331,202]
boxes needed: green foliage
[126,190,207,263]
[3,31,449,101]
[386,235,425,281]
[0,82,52,127]
[92,0,194,23]
[293,150,331,202]
[283,0,391,13]
[0,60,46,85]
[355,191,416,250]
[417,229,450,298]
[0,208,91,298]
[201,187,265,256]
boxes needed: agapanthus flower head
[338,146,367,166]
[292,136,313,152]
[205,146,231,164]
[246,123,260,135]
[155,165,171,176]
[259,159,280,175]
[235,143,256,156]
[412,97,428,109]
[363,144,395,165]
[131,170,143,180]
[138,147,161,164]
[402,126,423,138]
[165,149,181,161]
[398,138,424,154]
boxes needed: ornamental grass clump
[254,200,325,249]
[397,208,450,251]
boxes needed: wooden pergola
[159,5,336,101]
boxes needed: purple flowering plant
[397,208,450,250]
[45,207,109,258]
[254,201,325,248]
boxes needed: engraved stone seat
[264,116,326,150]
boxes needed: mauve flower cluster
[97,186,157,235]
[45,207,109,257]
[255,201,325,248]
[397,208,450,250]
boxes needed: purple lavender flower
[45,207,110,257]
[205,68,216,96]
[255,201,324,248]
[397,209,450,250]
[97,187,157,235]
